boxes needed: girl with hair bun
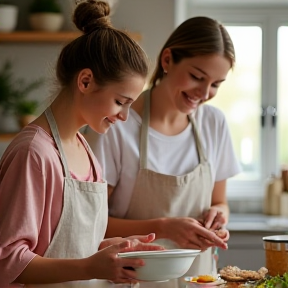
[87,16,242,288]
[0,1,163,287]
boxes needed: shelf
[0,31,80,43]
[0,132,18,141]
[0,31,142,43]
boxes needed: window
[278,27,288,166]
[175,1,288,199]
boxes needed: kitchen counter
[227,213,288,232]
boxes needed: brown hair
[150,16,235,87]
[56,0,148,87]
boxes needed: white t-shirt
[87,104,241,218]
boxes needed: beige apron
[124,90,214,288]
[25,107,110,288]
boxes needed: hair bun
[73,0,112,34]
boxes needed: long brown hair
[56,0,148,88]
[150,16,235,87]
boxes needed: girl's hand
[159,217,228,251]
[200,207,227,230]
[198,208,230,243]
[99,233,157,250]
[214,228,229,242]
[88,237,164,284]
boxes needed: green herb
[257,273,288,288]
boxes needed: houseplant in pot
[29,0,64,32]
[0,60,43,132]
[15,100,39,128]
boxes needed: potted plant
[29,0,64,32]
[15,100,39,128]
[0,60,43,131]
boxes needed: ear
[160,48,172,74]
[77,68,93,93]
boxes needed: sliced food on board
[219,266,268,282]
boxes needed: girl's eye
[190,74,201,81]
[115,100,123,106]
[212,83,220,88]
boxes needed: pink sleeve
[0,148,46,285]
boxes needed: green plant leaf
[258,273,288,288]
[29,0,62,13]
[0,60,44,115]
[15,100,38,116]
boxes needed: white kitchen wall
[111,0,175,72]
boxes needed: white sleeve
[85,126,120,187]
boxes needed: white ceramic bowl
[118,249,201,282]
[29,13,64,32]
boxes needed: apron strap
[139,90,206,169]
[188,114,206,164]
[79,134,99,181]
[45,107,70,178]
[139,90,150,169]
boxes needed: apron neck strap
[188,114,206,163]
[45,107,70,177]
[80,135,98,180]
[139,90,150,169]
[139,90,206,169]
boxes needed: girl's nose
[117,109,129,122]
[198,84,210,100]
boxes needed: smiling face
[161,50,231,114]
[78,72,145,134]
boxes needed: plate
[184,276,226,287]
[118,249,201,258]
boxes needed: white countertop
[227,213,288,232]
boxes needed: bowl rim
[118,249,201,258]
[262,235,288,242]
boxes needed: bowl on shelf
[118,249,201,282]
[29,13,64,32]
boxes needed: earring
[163,69,167,74]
